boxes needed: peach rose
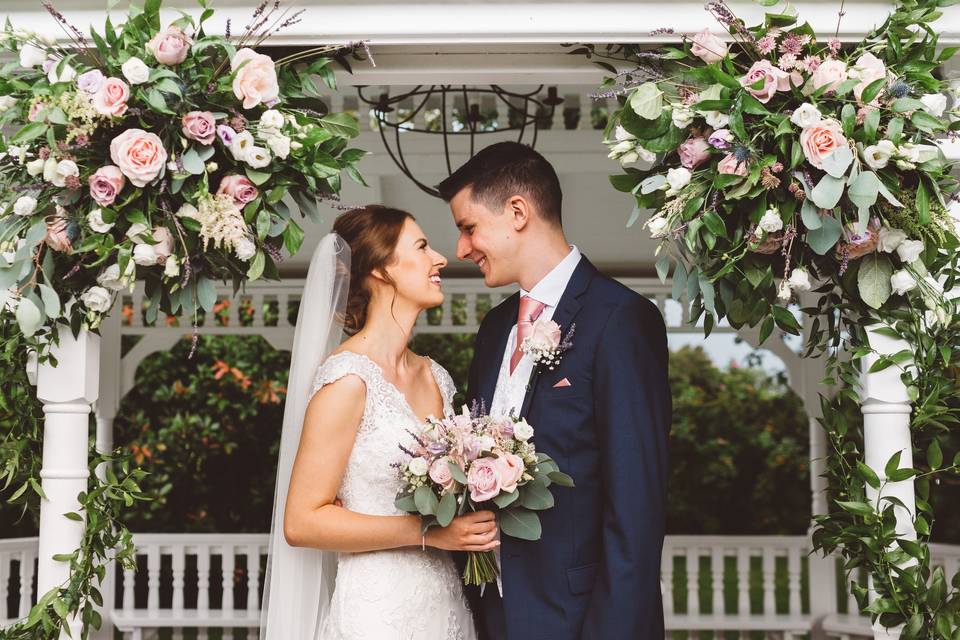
[93,77,130,117]
[678,136,711,169]
[466,457,502,503]
[740,60,792,104]
[45,217,73,253]
[231,48,279,110]
[181,111,216,145]
[217,174,259,207]
[495,453,525,494]
[429,457,457,493]
[526,318,562,351]
[799,118,846,169]
[718,153,748,176]
[88,165,126,206]
[147,25,192,66]
[109,128,168,187]
[690,29,728,64]
[809,58,848,93]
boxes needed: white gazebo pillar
[859,325,916,640]
[35,328,100,639]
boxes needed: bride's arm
[283,375,499,554]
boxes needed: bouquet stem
[462,550,499,586]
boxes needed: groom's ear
[507,195,532,231]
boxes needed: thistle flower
[888,80,910,99]
[733,145,750,163]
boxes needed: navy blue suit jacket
[465,256,671,640]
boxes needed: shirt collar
[520,245,582,308]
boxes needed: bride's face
[380,218,448,311]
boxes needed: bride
[260,205,496,639]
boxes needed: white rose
[777,279,792,301]
[790,103,822,128]
[0,96,16,112]
[80,286,112,313]
[87,208,114,233]
[666,167,692,195]
[479,435,496,452]
[96,263,135,291]
[895,239,924,264]
[234,237,256,261]
[43,158,79,187]
[260,109,285,130]
[47,60,76,84]
[616,151,639,165]
[898,143,938,164]
[671,106,695,129]
[513,419,534,442]
[919,93,947,118]
[126,222,149,240]
[890,270,916,296]
[229,130,255,161]
[877,226,907,253]
[704,111,729,129]
[648,216,670,238]
[407,457,429,476]
[26,158,45,176]
[863,140,896,170]
[13,196,37,216]
[176,203,199,220]
[759,208,783,233]
[244,145,271,169]
[164,255,180,278]
[266,134,290,159]
[133,243,158,266]
[614,125,635,142]
[121,57,150,85]
[19,44,47,68]
[787,267,811,292]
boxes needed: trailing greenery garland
[585,0,960,634]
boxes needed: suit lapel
[518,257,596,418]
[477,293,519,412]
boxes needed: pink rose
[88,165,126,206]
[147,25,192,66]
[45,217,72,254]
[217,174,259,207]
[93,77,130,117]
[690,29,728,64]
[851,53,886,105]
[466,457,502,503]
[181,111,216,145]
[495,453,525,494]
[231,48,279,110]
[110,128,168,187]
[152,226,174,264]
[740,60,792,104]
[809,58,848,94]
[718,153,748,176]
[429,457,457,493]
[799,119,846,169]
[526,319,561,350]
[678,136,711,169]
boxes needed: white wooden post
[860,325,916,640]
[35,328,100,639]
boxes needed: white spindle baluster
[846,569,860,615]
[172,544,186,614]
[222,546,235,612]
[736,547,750,615]
[762,546,775,615]
[277,293,290,327]
[252,294,265,327]
[577,91,589,130]
[171,629,184,640]
[246,544,260,615]
[228,296,241,327]
[131,288,145,327]
[465,293,478,328]
[18,550,34,618]
[146,545,160,613]
[661,545,674,617]
[686,548,699,616]
[122,565,135,612]
[440,296,452,328]
[197,546,211,613]
[788,545,802,616]
[197,630,209,640]
[711,546,724,615]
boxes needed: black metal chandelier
[356,85,563,198]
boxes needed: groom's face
[449,187,517,288]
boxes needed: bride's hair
[333,205,414,334]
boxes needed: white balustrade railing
[6,534,958,638]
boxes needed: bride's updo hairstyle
[333,205,415,335]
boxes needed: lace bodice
[309,351,475,640]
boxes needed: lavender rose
[678,136,711,169]
[181,111,217,145]
[88,165,126,206]
[217,174,259,207]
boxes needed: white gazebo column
[35,328,100,639]
[860,325,916,640]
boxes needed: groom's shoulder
[585,272,662,325]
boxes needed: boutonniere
[521,320,576,374]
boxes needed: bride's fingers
[463,541,501,552]
[468,522,497,535]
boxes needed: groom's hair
[436,142,562,227]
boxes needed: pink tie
[510,295,546,374]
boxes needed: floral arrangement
[520,319,575,373]
[0,0,368,345]
[600,0,958,338]
[394,405,573,586]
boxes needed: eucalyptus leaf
[628,82,664,120]
[806,213,843,255]
[640,174,667,195]
[847,171,880,211]
[499,507,542,541]
[857,254,893,309]
[811,174,845,209]
[15,295,43,338]
[800,200,822,229]
[821,146,853,178]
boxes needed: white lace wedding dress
[310,351,478,640]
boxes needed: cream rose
[666,167,692,195]
[890,270,916,296]
[809,58,848,93]
[495,453,526,494]
[87,209,114,233]
[231,48,279,109]
[787,267,812,291]
[110,129,168,187]
[133,243,158,266]
[43,158,79,187]
[759,208,783,233]
[850,53,886,104]
[147,25,192,65]
[799,118,846,169]
[790,103,822,128]
[121,56,150,85]
[526,319,562,351]
[81,286,112,313]
[878,226,907,253]
[407,457,429,477]
[896,239,924,264]
[93,78,130,117]
[513,419,534,442]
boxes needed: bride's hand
[424,510,500,552]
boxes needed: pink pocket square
[553,378,572,388]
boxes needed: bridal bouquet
[395,405,574,586]
[601,0,958,336]
[0,0,366,343]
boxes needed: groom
[438,142,671,640]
